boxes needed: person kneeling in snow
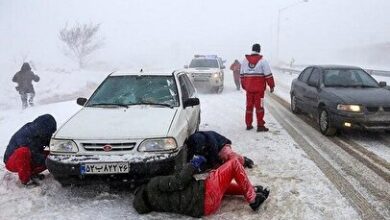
[133,155,269,217]
[3,114,57,185]
[185,131,254,170]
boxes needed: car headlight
[212,72,220,78]
[138,138,177,152]
[50,139,79,153]
[337,104,362,112]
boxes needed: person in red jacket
[240,44,275,132]
[230,59,241,90]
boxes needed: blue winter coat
[186,131,232,167]
[3,114,57,166]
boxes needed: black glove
[190,155,207,172]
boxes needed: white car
[185,55,225,93]
[46,70,201,186]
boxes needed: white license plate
[80,162,129,174]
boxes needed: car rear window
[87,75,179,107]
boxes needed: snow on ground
[0,69,108,110]
[0,70,360,220]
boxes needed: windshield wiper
[137,102,173,108]
[88,103,129,108]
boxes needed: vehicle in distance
[47,70,201,186]
[184,55,225,93]
[290,65,390,136]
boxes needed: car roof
[309,65,363,70]
[109,69,177,77]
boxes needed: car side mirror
[77,97,87,106]
[184,65,189,69]
[183,98,200,108]
[221,65,226,69]
[379,81,387,87]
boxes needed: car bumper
[331,111,390,130]
[46,150,182,185]
[193,77,223,88]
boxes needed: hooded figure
[4,114,57,184]
[12,62,40,109]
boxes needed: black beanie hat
[252,44,261,53]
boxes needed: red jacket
[240,54,275,93]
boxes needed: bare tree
[59,23,104,68]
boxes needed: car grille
[192,72,212,78]
[366,106,390,113]
[82,142,136,151]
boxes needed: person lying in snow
[3,114,57,185]
[133,155,270,217]
[185,131,254,170]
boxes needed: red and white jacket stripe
[240,54,275,93]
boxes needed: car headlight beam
[50,139,79,153]
[138,138,177,152]
[212,72,220,78]
[337,104,362,112]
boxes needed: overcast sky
[1,0,390,70]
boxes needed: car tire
[291,94,301,114]
[318,108,337,136]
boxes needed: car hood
[55,106,177,139]
[325,87,390,106]
[187,67,220,73]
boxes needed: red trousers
[5,147,47,184]
[245,92,265,126]
[203,157,256,215]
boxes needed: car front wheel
[319,108,337,136]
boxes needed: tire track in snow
[269,92,390,183]
[267,95,388,220]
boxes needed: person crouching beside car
[133,155,270,217]
[185,131,255,170]
[3,114,57,185]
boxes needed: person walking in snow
[240,43,275,132]
[12,62,40,109]
[185,131,254,170]
[230,59,241,90]
[3,114,57,185]
[133,155,270,217]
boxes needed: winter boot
[243,156,254,168]
[249,193,267,211]
[246,125,254,130]
[257,126,269,132]
[253,185,264,193]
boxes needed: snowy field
[0,70,365,220]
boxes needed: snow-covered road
[0,70,389,219]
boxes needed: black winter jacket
[3,114,57,166]
[133,164,205,218]
[186,131,232,168]
[12,63,39,93]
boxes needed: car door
[293,67,313,111]
[305,68,321,116]
[178,74,199,134]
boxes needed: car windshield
[323,69,379,88]
[189,59,219,68]
[86,75,179,108]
